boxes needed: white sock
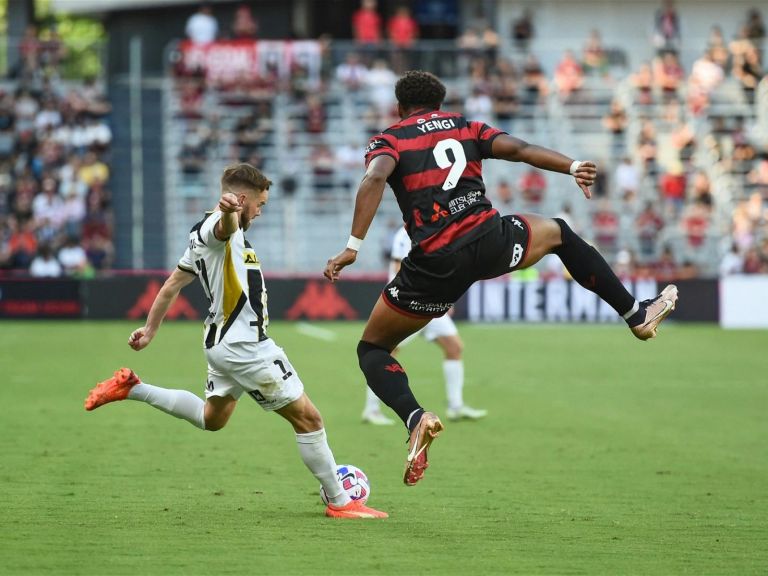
[128,382,206,429]
[444,359,464,410]
[296,429,351,507]
[364,386,381,413]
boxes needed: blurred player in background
[85,163,387,519]
[361,225,487,425]
[325,71,678,487]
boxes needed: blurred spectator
[17,25,41,76]
[464,86,494,124]
[365,59,397,124]
[303,95,327,134]
[614,248,637,279]
[635,201,665,259]
[742,246,764,273]
[388,6,418,47]
[680,202,710,248]
[494,180,514,209]
[733,45,763,103]
[352,0,382,45]
[689,50,724,96]
[592,199,620,253]
[511,9,534,52]
[29,243,62,277]
[690,170,713,209]
[631,62,655,106]
[336,52,369,93]
[602,100,628,156]
[747,154,768,197]
[518,167,546,206]
[7,217,38,269]
[659,161,687,217]
[554,50,584,101]
[745,8,766,43]
[637,119,659,176]
[653,244,679,280]
[311,143,336,202]
[615,157,639,198]
[231,4,258,39]
[521,54,549,106]
[653,0,680,54]
[78,151,109,186]
[492,73,519,133]
[185,4,218,45]
[653,50,684,108]
[706,26,730,70]
[58,234,90,276]
[582,30,609,76]
[32,175,63,229]
[719,242,744,276]
[670,120,695,165]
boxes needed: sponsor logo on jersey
[430,202,449,223]
[365,139,382,153]
[509,243,524,268]
[243,250,259,265]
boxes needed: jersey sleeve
[390,227,411,261]
[177,246,197,275]
[198,210,227,247]
[469,121,506,159]
[364,133,399,167]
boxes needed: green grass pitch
[1,320,766,575]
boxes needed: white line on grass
[295,322,338,341]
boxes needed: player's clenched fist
[218,192,242,213]
[128,327,153,351]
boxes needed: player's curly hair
[395,70,446,111]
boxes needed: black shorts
[383,214,532,318]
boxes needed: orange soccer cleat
[404,411,444,486]
[84,368,139,411]
[325,499,389,519]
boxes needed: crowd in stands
[6,2,764,279]
[0,23,114,277]
[169,1,768,278]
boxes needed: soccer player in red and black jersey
[324,71,678,486]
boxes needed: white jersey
[389,226,412,280]
[178,211,269,348]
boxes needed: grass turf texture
[0,320,766,575]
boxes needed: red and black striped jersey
[365,109,504,256]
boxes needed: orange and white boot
[325,499,389,519]
[84,368,139,411]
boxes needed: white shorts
[204,338,304,411]
[401,313,458,346]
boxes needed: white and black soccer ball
[320,464,371,505]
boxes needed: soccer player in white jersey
[85,163,387,519]
[362,227,487,425]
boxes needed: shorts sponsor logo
[509,243,524,268]
[388,286,400,299]
[511,217,524,230]
[407,300,452,315]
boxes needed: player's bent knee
[204,418,227,432]
[357,340,387,369]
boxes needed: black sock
[553,218,636,317]
[357,341,423,430]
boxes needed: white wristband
[346,235,363,251]
[569,160,583,175]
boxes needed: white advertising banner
[720,275,768,329]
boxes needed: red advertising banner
[177,39,322,86]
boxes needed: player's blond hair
[220,163,272,194]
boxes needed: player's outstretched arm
[129,268,196,351]
[490,134,596,198]
[324,155,397,282]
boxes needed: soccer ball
[320,464,371,505]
